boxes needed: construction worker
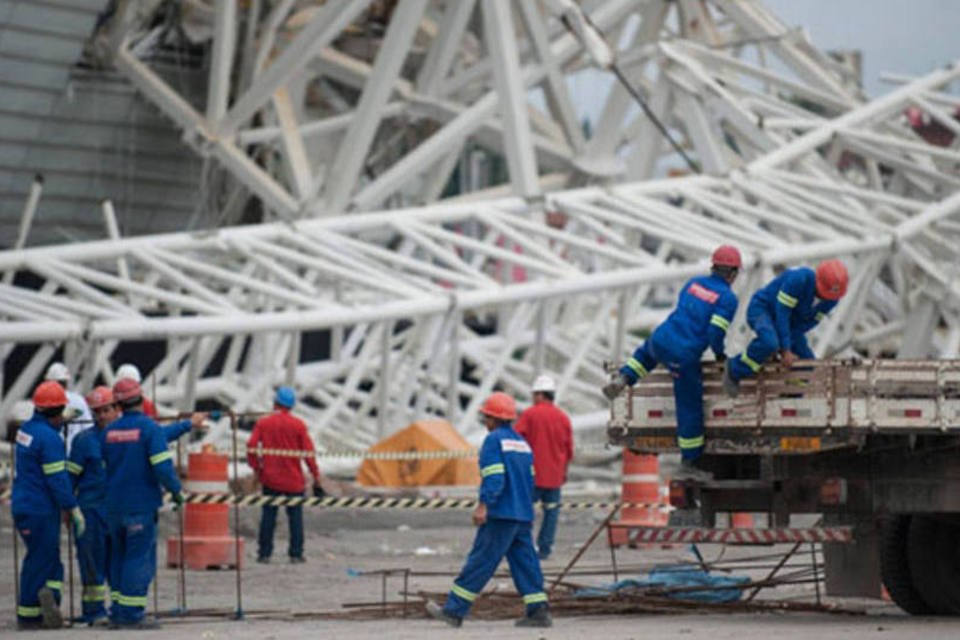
[426,392,552,629]
[102,378,182,629]
[67,386,117,626]
[45,362,93,452]
[603,245,742,479]
[12,381,85,630]
[724,259,849,396]
[515,375,573,560]
[247,386,322,564]
[116,363,157,418]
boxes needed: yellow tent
[357,420,480,487]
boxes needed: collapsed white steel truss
[1,62,959,464]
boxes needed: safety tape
[620,525,853,544]
[242,442,613,461]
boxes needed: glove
[312,484,327,499]
[602,373,630,400]
[172,492,186,511]
[70,507,85,538]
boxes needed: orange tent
[357,420,480,487]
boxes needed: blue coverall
[11,413,78,625]
[728,267,836,381]
[102,411,181,625]
[620,274,738,460]
[67,427,109,621]
[442,424,547,620]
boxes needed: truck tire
[907,514,960,615]
[879,515,933,615]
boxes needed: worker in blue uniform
[66,386,118,625]
[724,259,848,396]
[603,245,742,478]
[426,392,552,629]
[12,381,85,630]
[101,377,183,629]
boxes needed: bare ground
[1,506,957,639]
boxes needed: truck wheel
[879,515,933,614]
[907,514,960,615]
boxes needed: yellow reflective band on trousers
[83,585,107,602]
[67,461,83,475]
[523,592,548,605]
[45,580,62,591]
[42,460,65,475]
[118,594,148,607]
[17,605,41,618]
[111,590,120,602]
[709,314,730,331]
[678,435,705,450]
[740,352,762,373]
[480,463,505,478]
[626,357,648,378]
[149,450,173,465]
[777,290,798,308]
[451,584,477,602]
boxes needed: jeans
[532,487,561,558]
[257,487,304,559]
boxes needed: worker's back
[654,274,737,358]
[102,411,180,515]
[246,410,317,493]
[480,426,535,522]
[12,414,76,515]
[516,401,573,489]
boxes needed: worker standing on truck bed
[723,259,848,397]
[515,375,573,561]
[426,392,552,629]
[603,245,741,480]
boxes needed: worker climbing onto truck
[723,259,848,397]
[603,245,742,479]
[426,392,552,628]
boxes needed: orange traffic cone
[609,450,669,547]
[730,512,754,528]
[167,444,244,569]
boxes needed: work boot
[674,459,713,483]
[37,588,62,629]
[290,556,306,564]
[256,556,270,564]
[602,373,629,401]
[425,600,462,628]
[722,362,740,398]
[515,607,553,628]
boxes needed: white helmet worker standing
[45,362,93,453]
[514,373,573,560]
[116,363,142,383]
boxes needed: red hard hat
[815,259,848,300]
[712,245,742,268]
[86,386,115,410]
[113,377,143,403]
[33,380,68,409]
[479,392,517,421]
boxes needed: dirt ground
[1,506,958,639]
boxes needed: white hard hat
[116,363,142,383]
[12,400,34,423]
[45,362,70,382]
[532,375,556,393]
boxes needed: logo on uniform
[15,430,33,447]
[687,282,719,304]
[501,439,532,454]
[106,429,141,443]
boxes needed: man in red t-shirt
[515,375,573,560]
[246,387,321,563]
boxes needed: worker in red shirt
[515,375,573,560]
[246,387,321,564]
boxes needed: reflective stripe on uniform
[480,463,505,477]
[45,580,62,591]
[709,314,730,331]
[777,290,798,308]
[451,584,477,602]
[531,465,536,477]
[42,461,65,475]
[118,594,148,607]
[678,435,705,450]
[67,461,83,475]
[740,352,762,373]
[83,585,106,602]
[111,590,120,602]
[523,592,548,605]
[17,605,40,617]
[625,357,648,378]
[149,451,173,466]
